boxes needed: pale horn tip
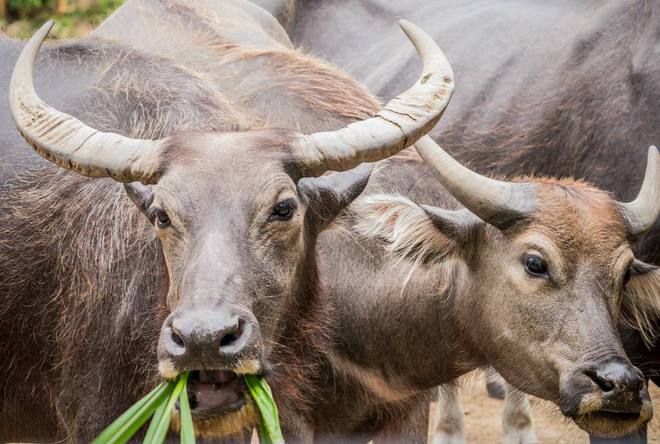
[397,19,453,87]
[11,20,54,89]
[31,20,55,45]
[644,145,659,178]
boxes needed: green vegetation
[244,375,285,444]
[92,374,284,444]
[1,0,124,38]
[92,373,194,444]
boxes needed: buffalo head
[356,136,659,438]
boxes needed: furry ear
[124,182,154,215]
[351,194,477,264]
[621,260,660,346]
[298,163,373,234]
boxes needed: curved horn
[295,20,454,176]
[415,136,536,229]
[9,21,163,183]
[617,146,660,237]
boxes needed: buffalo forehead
[162,131,296,187]
[526,180,629,265]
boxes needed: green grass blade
[92,381,164,443]
[178,374,196,444]
[257,421,273,444]
[142,394,168,443]
[147,374,188,444]
[92,380,176,444]
[244,375,284,444]
[105,382,176,444]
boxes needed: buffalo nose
[159,307,260,370]
[583,359,645,403]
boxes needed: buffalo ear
[421,205,481,241]
[124,182,155,216]
[351,194,478,264]
[621,260,660,346]
[298,163,373,233]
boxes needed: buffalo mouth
[570,401,653,438]
[177,370,248,419]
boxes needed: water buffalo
[309,133,659,441]
[0,0,454,440]
[286,0,660,441]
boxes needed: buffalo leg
[486,368,506,400]
[502,386,537,444]
[431,382,466,444]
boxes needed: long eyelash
[281,198,297,210]
[146,207,159,224]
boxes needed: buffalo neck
[317,227,487,399]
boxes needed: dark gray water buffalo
[0,0,454,440]
[290,1,660,259]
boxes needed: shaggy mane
[350,194,459,266]
[622,267,660,347]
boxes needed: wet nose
[583,359,645,408]
[159,307,260,370]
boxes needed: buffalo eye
[155,210,171,229]
[524,254,548,277]
[270,199,296,221]
[622,269,631,287]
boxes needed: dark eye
[622,269,631,287]
[155,210,171,229]
[524,254,548,277]
[270,199,296,221]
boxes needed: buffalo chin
[171,399,258,438]
[572,400,653,438]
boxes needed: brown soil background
[428,374,660,443]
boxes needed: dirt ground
[430,374,660,443]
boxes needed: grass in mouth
[244,374,284,444]
[92,373,283,444]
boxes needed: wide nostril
[219,319,245,351]
[220,332,239,348]
[584,369,615,392]
[171,326,185,348]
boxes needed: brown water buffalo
[0,0,454,440]
[311,134,659,441]
[284,0,660,441]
